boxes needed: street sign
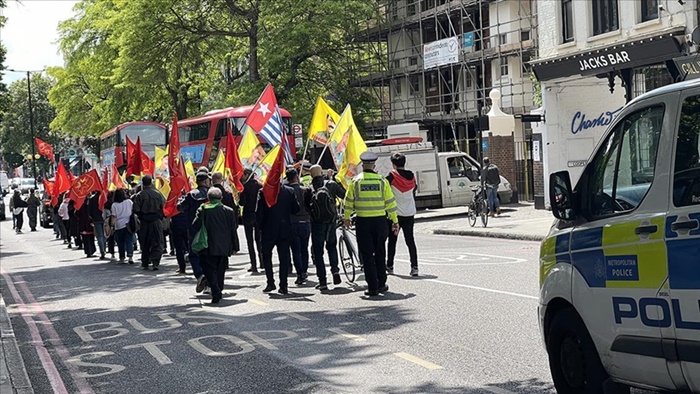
[68,148,77,159]
[482,140,489,151]
[520,114,544,123]
[292,124,303,136]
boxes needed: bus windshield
[121,124,167,146]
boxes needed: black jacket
[304,176,345,223]
[133,186,165,222]
[178,186,209,231]
[88,194,103,223]
[240,178,262,225]
[192,202,238,256]
[256,185,300,241]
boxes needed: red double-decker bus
[178,106,294,167]
[100,121,168,169]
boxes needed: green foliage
[0,74,59,169]
[49,0,381,140]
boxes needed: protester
[133,175,166,270]
[78,201,97,258]
[385,152,419,277]
[170,198,189,275]
[26,189,40,232]
[103,191,116,260]
[482,157,501,217]
[240,168,262,273]
[304,164,345,291]
[286,169,311,285]
[112,188,135,264]
[178,168,211,291]
[68,199,83,249]
[343,152,399,297]
[10,192,15,230]
[300,162,312,187]
[88,192,107,260]
[256,178,300,294]
[12,190,27,234]
[192,188,238,304]
[53,194,66,241]
[211,171,240,258]
[59,196,71,246]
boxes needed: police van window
[587,105,664,218]
[674,95,700,207]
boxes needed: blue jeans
[187,234,204,279]
[291,222,311,276]
[486,185,499,213]
[115,228,134,260]
[93,221,106,256]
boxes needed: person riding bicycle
[481,157,501,217]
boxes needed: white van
[0,171,8,196]
[539,79,700,393]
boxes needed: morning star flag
[35,138,55,162]
[244,84,293,164]
[52,162,72,206]
[67,169,103,210]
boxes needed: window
[562,0,574,43]
[215,119,227,139]
[394,79,402,95]
[392,59,400,69]
[409,75,420,95]
[120,125,167,145]
[178,121,211,142]
[409,56,418,66]
[500,57,509,77]
[499,34,507,45]
[673,95,700,207]
[447,157,478,180]
[407,2,416,16]
[592,0,619,36]
[585,105,663,218]
[641,0,658,22]
[520,30,531,42]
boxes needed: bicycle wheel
[480,199,489,227]
[467,205,477,227]
[338,234,356,282]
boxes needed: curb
[433,228,545,242]
[414,212,467,222]
[0,294,34,394]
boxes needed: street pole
[26,71,38,188]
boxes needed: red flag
[43,179,54,197]
[169,113,181,176]
[225,122,245,193]
[52,162,72,206]
[163,176,187,218]
[110,164,127,190]
[126,137,154,176]
[68,169,103,210]
[126,137,136,164]
[261,137,287,207]
[99,169,109,210]
[179,155,191,193]
[244,84,279,133]
[35,138,54,162]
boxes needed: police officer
[300,162,312,187]
[343,152,399,297]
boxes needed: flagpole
[300,136,312,163]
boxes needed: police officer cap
[197,166,209,174]
[360,152,378,163]
[302,162,312,170]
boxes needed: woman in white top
[58,196,71,246]
[111,188,135,264]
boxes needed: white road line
[247,298,269,306]
[328,328,366,342]
[427,279,538,300]
[484,387,518,394]
[284,312,310,321]
[393,352,443,370]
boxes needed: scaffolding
[349,0,538,158]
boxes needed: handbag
[191,212,208,254]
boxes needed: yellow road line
[247,299,268,306]
[393,352,443,370]
[328,328,366,342]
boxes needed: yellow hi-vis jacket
[344,171,398,224]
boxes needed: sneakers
[379,285,389,293]
[175,269,186,275]
[410,267,419,277]
[315,283,328,291]
[332,273,342,285]
[247,267,258,273]
[203,287,211,295]
[128,258,134,264]
[278,287,288,295]
[152,266,159,271]
[496,207,501,216]
[262,284,276,293]
[386,266,394,274]
[196,276,207,293]
[364,290,379,297]
[294,275,306,285]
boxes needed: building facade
[532,0,699,206]
[350,0,540,201]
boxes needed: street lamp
[7,68,46,188]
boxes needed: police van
[539,79,700,393]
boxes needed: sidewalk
[415,202,553,241]
[0,294,34,394]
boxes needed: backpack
[127,213,140,234]
[309,185,336,223]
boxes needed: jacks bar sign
[532,34,682,82]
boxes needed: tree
[0,74,58,171]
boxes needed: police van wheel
[547,308,609,394]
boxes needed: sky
[1,0,79,85]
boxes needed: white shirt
[111,200,133,230]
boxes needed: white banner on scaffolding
[423,36,459,70]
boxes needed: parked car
[40,191,53,228]
[0,171,9,194]
[0,186,5,221]
[19,178,36,194]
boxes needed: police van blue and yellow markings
[539,233,570,287]
[666,212,700,290]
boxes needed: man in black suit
[240,169,263,273]
[256,176,300,294]
[192,188,238,304]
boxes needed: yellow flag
[336,112,367,188]
[185,159,196,188]
[156,178,171,197]
[239,127,266,169]
[308,96,340,145]
[256,145,280,183]
[211,149,225,174]
[328,104,362,169]
[154,146,169,179]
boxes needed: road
[0,216,558,394]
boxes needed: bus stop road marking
[393,352,443,370]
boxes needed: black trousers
[311,222,339,284]
[27,209,37,230]
[355,216,388,292]
[82,234,96,257]
[14,213,23,231]
[387,216,418,269]
[201,255,227,299]
[62,220,71,244]
[138,220,164,267]
[244,221,262,268]
[262,237,291,288]
[171,225,188,272]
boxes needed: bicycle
[336,212,362,283]
[467,184,488,228]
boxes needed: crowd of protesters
[13,153,420,304]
